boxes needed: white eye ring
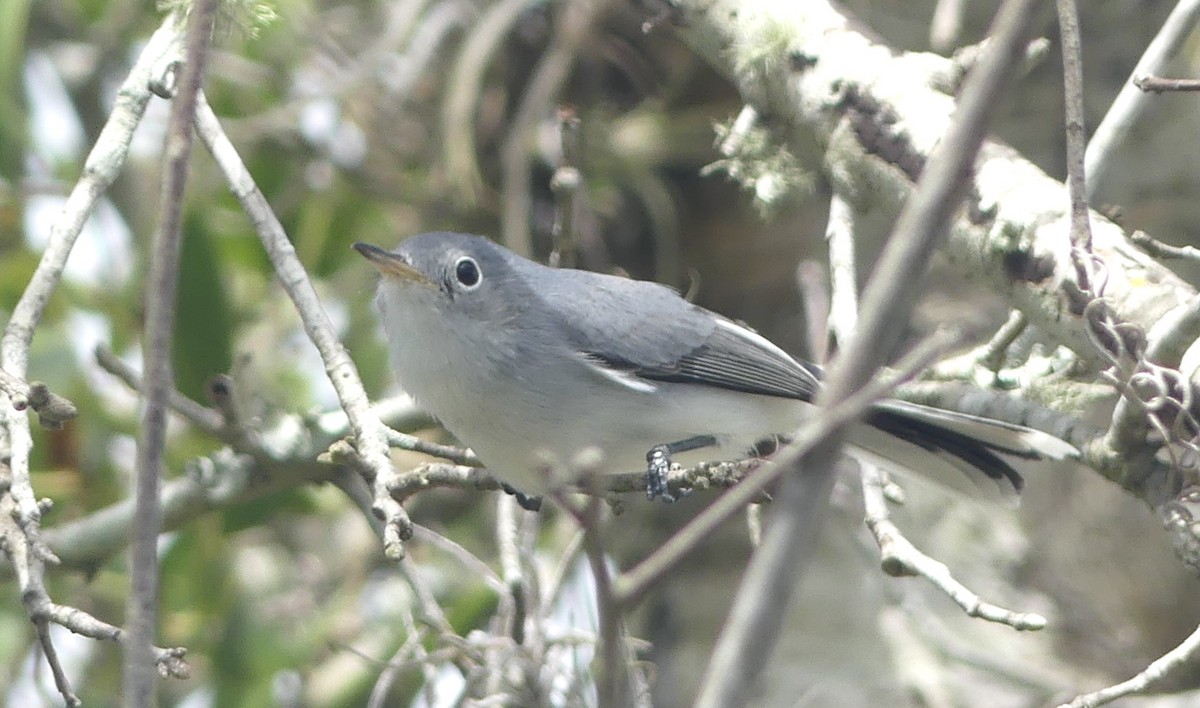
[454,256,482,289]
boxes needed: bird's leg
[499,481,543,512]
[645,435,717,502]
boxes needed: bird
[355,232,1076,507]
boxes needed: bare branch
[384,428,481,467]
[930,0,967,52]
[551,477,628,707]
[192,91,412,557]
[0,372,76,430]
[0,10,183,578]
[549,106,583,268]
[1134,75,1200,92]
[1086,0,1200,190]
[1056,0,1094,266]
[1131,230,1200,262]
[824,192,858,356]
[501,0,612,256]
[442,0,533,203]
[861,465,1045,630]
[1060,619,1200,707]
[126,2,218,700]
[95,345,227,441]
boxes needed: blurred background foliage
[5,0,1200,705]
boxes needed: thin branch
[126,2,217,702]
[1134,75,1200,92]
[500,0,610,256]
[95,345,226,440]
[1086,0,1200,192]
[540,529,586,613]
[930,0,967,52]
[495,495,527,644]
[3,396,423,578]
[551,479,627,707]
[861,465,1045,630]
[692,0,1041,702]
[410,524,505,595]
[0,10,183,571]
[824,192,858,356]
[794,260,829,363]
[442,0,534,203]
[384,428,481,466]
[930,309,1029,382]
[0,372,76,430]
[1060,619,1200,707]
[1131,230,1200,262]
[548,106,583,268]
[0,492,190,708]
[978,309,1029,373]
[192,91,412,557]
[1056,0,1093,261]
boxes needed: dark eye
[454,256,481,289]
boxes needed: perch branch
[192,91,412,557]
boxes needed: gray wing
[532,265,820,401]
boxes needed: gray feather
[503,258,822,400]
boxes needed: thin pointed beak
[353,242,434,286]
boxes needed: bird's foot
[499,482,543,511]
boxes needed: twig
[1060,619,1200,707]
[126,2,217,701]
[1134,75,1200,92]
[384,427,481,466]
[366,612,423,708]
[540,529,586,613]
[824,192,858,357]
[0,491,191,708]
[744,505,762,547]
[978,309,1028,373]
[929,0,966,52]
[410,524,505,595]
[794,260,829,363]
[374,454,760,501]
[830,189,1033,633]
[861,465,1045,630]
[496,495,527,644]
[1130,230,1200,262]
[1056,0,1093,264]
[501,0,609,256]
[0,371,76,430]
[551,478,627,707]
[1085,0,1200,192]
[832,187,1034,631]
[6,396,425,578]
[931,309,1029,383]
[95,345,226,440]
[0,11,183,586]
[548,106,583,268]
[877,607,954,708]
[717,105,758,157]
[193,91,412,557]
[693,0,1041,702]
[442,0,534,203]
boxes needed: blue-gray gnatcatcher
[354,232,1075,506]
